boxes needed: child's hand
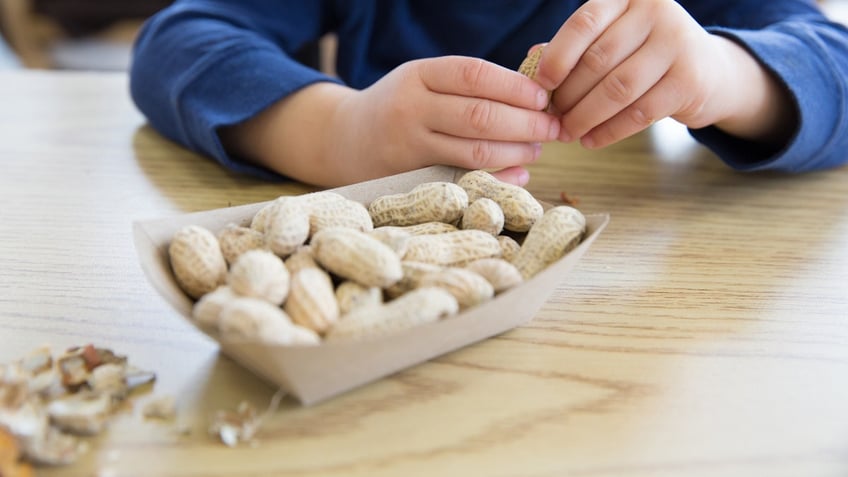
[325,56,560,186]
[535,0,793,149]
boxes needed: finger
[425,94,560,142]
[559,40,672,142]
[490,166,531,187]
[418,56,550,111]
[427,133,543,171]
[535,0,629,90]
[553,7,653,114]
[580,74,685,149]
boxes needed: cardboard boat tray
[133,166,609,405]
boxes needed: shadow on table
[131,124,315,213]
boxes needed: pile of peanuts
[168,170,586,345]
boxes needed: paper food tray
[133,166,609,405]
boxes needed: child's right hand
[223,56,560,187]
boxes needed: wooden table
[1,70,846,477]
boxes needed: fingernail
[548,121,560,141]
[558,128,571,143]
[536,89,549,110]
[532,142,542,160]
[516,168,530,186]
[582,136,595,148]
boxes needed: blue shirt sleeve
[130,0,848,179]
[683,0,848,172]
[130,0,339,180]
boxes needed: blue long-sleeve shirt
[129,0,848,181]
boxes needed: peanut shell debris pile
[0,344,156,468]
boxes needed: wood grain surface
[0,71,846,477]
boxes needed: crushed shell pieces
[0,344,156,467]
[209,390,285,447]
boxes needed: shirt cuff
[176,43,343,181]
[690,24,845,173]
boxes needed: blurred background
[0,0,847,72]
[0,0,172,70]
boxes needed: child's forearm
[220,82,356,186]
[709,36,796,146]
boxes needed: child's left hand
[535,0,793,149]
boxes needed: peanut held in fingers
[169,225,228,299]
[518,45,552,107]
